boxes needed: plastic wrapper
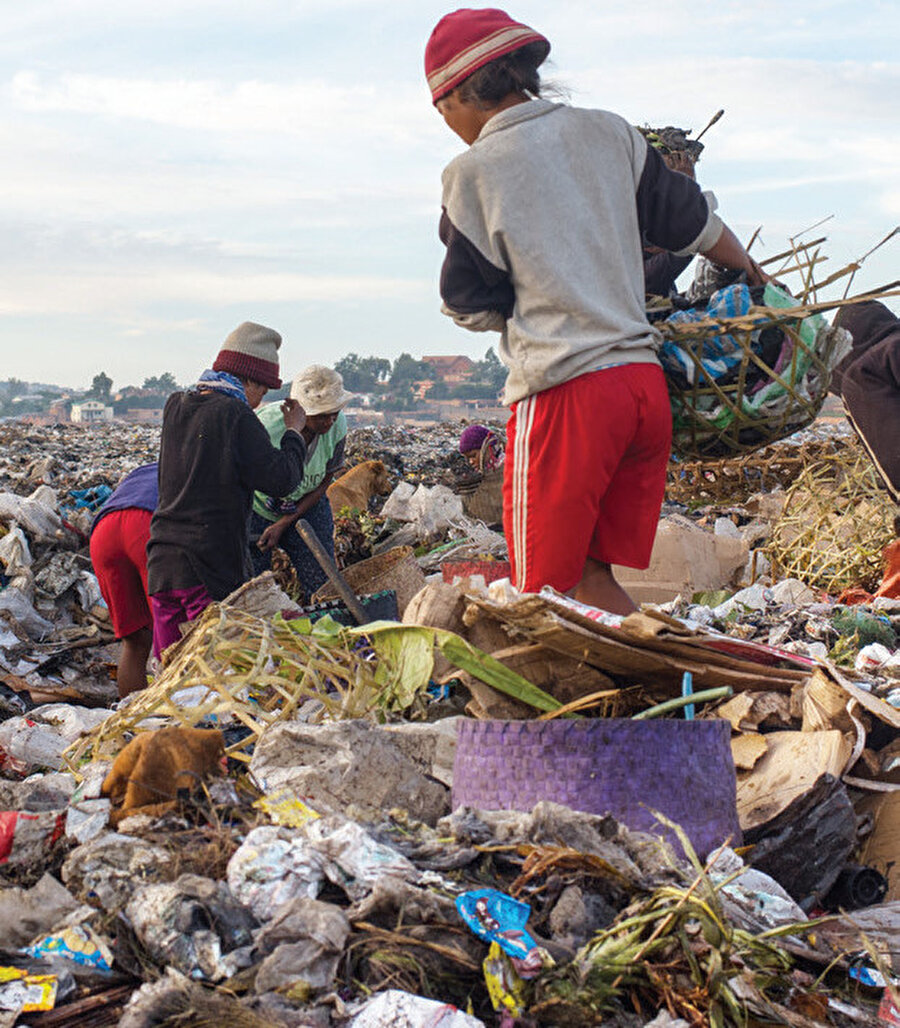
[856,643,900,674]
[253,897,350,995]
[125,874,257,982]
[27,925,114,972]
[483,941,526,1017]
[349,989,485,1027]
[0,809,65,867]
[0,705,112,772]
[0,489,65,543]
[456,889,543,977]
[254,790,321,828]
[303,816,419,900]
[65,798,111,843]
[0,524,32,573]
[61,832,175,913]
[880,989,900,1026]
[226,825,325,922]
[0,967,57,1013]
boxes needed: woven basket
[765,441,896,593]
[452,718,740,858]
[455,434,505,525]
[664,301,843,460]
[458,469,504,525]
[311,545,426,617]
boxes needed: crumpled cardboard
[613,514,748,604]
[736,731,852,830]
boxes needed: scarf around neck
[194,369,248,405]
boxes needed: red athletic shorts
[89,508,152,639]
[503,363,672,594]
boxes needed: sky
[1,0,898,391]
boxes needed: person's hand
[257,520,287,552]
[281,397,306,434]
[745,256,772,288]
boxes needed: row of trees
[335,348,505,400]
[76,348,504,415]
[85,372,180,404]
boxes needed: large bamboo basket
[658,233,899,460]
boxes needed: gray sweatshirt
[439,99,723,404]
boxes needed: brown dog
[327,460,392,515]
[102,726,224,827]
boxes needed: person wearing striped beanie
[426,8,766,614]
[147,322,308,658]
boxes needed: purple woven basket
[452,719,740,858]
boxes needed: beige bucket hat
[290,365,354,416]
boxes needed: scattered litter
[1,413,899,1026]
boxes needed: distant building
[422,355,476,385]
[71,400,114,424]
[121,408,164,425]
[48,399,71,421]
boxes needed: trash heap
[1,419,900,1027]
[344,422,505,489]
[0,425,165,722]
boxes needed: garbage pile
[344,422,501,489]
[0,425,164,721]
[1,418,900,1026]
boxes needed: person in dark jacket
[90,463,158,697]
[831,300,900,505]
[146,322,307,658]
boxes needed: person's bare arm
[701,224,769,287]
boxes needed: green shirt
[252,403,347,522]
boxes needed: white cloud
[0,268,427,317]
[1,0,898,384]
[9,71,435,143]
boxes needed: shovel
[297,519,369,626]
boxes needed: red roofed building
[422,355,476,385]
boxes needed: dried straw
[63,599,556,773]
[765,440,896,593]
[63,603,427,770]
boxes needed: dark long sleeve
[234,407,306,498]
[439,208,515,317]
[148,391,307,599]
[636,145,719,255]
[643,250,694,296]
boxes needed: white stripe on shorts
[512,394,536,590]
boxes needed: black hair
[456,40,548,107]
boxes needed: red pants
[89,509,152,639]
[504,364,672,593]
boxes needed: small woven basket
[311,545,425,616]
[457,470,504,525]
[452,718,740,858]
[455,433,505,525]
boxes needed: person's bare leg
[117,627,152,698]
[573,557,637,615]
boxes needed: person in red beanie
[425,8,767,613]
[146,322,307,658]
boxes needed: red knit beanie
[425,8,550,104]
[213,321,282,389]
